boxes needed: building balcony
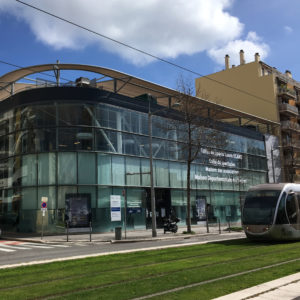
[278,87,296,99]
[294,174,300,182]
[284,157,300,167]
[282,140,300,149]
[279,103,299,117]
[281,120,300,132]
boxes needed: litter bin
[115,227,122,240]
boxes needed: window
[38,153,56,185]
[275,192,288,224]
[78,153,96,184]
[58,153,77,184]
[286,193,298,224]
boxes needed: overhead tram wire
[16,0,279,109]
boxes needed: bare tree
[168,76,228,233]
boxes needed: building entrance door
[145,188,171,229]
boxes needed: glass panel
[58,153,77,184]
[21,105,56,129]
[126,188,146,229]
[38,153,56,185]
[152,138,167,159]
[171,190,186,226]
[58,127,93,151]
[169,162,182,188]
[78,186,96,209]
[0,159,9,188]
[122,133,140,156]
[19,129,36,154]
[275,192,288,224]
[96,186,112,232]
[242,190,280,225]
[35,128,56,152]
[286,193,297,224]
[141,158,150,186]
[95,104,121,129]
[58,104,94,127]
[22,154,37,186]
[78,153,96,184]
[0,134,9,159]
[112,156,125,186]
[155,160,169,187]
[125,157,141,186]
[57,186,77,209]
[12,157,22,187]
[97,154,112,185]
[38,186,56,209]
[95,129,118,153]
[17,128,56,154]
[22,187,37,209]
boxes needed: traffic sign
[41,202,47,209]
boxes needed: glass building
[0,84,268,234]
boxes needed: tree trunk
[186,159,191,233]
[186,123,192,233]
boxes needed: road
[0,233,245,268]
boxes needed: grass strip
[149,259,300,299]
[0,239,262,288]
[50,258,300,300]
[1,240,300,299]
[0,240,294,291]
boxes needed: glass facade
[0,88,267,233]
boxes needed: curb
[1,232,245,244]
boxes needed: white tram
[242,183,300,241]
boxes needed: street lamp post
[148,96,180,238]
[148,106,157,237]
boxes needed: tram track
[2,241,300,299]
[32,251,300,299]
[0,240,286,290]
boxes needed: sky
[1,0,300,90]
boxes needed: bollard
[66,221,69,242]
[115,227,122,240]
[218,218,221,234]
[228,221,231,233]
[89,221,92,242]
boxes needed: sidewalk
[1,225,244,244]
[214,272,300,300]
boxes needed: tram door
[286,192,300,228]
[146,188,171,228]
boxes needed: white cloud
[207,31,270,66]
[284,25,293,34]
[0,0,269,66]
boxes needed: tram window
[286,193,297,224]
[275,192,288,224]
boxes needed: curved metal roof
[0,63,279,127]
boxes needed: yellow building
[196,50,300,182]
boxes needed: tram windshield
[242,190,281,225]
